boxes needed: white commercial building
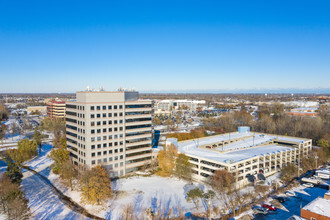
[167,127,312,187]
[66,90,153,177]
[155,99,206,112]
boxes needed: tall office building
[65,90,153,177]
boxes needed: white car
[285,191,296,197]
[302,183,314,188]
[253,207,269,215]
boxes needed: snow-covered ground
[21,144,89,219]
[15,144,212,219]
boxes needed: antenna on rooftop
[86,86,92,91]
[100,86,104,91]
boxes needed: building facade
[65,90,153,177]
[47,100,66,119]
[166,128,312,187]
[155,99,206,112]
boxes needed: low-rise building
[156,99,206,112]
[27,106,47,114]
[166,127,312,187]
[301,196,330,220]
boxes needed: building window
[115,156,118,161]
[103,158,107,163]
[103,143,107,148]
[108,105,112,110]
[97,114,101,118]
[120,155,123,159]
[97,121,101,126]
[98,159,101,164]
[97,144,101,149]
[91,145,95,149]
[90,106,94,111]
[97,152,101,156]
[97,106,100,110]
[97,136,101,141]
[103,121,106,125]
[92,153,95,157]
[103,113,106,118]
[97,129,101,133]
[108,113,112,117]
[120,162,123,167]
[92,160,95,165]
[120,148,123,152]
[91,122,95,126]
[109,157,113,161]
[103,128,106,133]
[119,113,123,117]
[103,151,107,155]
[91,129,95,134]
[115,163,118,168]
[114,113,117,117]
[108,128,112,132]
[103,106,106,110]
[91,137,95,142]
[109,142,112,147]
[108,120,112,125]
[114,105,117,109]
[109,150,112,154]
[91,114,95,118]
[115,149,118,153]
[119,105,123,109]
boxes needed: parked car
[285,191,296,197]
[302,183,314,188]
[262,203,277,211]
[274,196,286,203]
[253,207,269,215]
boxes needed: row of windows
[91,151,124,158]
[91,136,124,142]
[91,113,123,118]
[91,159,124,168]
[91,120,123,126]
[91,142,123,149]
[91,128,123,134]
[91,105,123,111]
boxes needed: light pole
[315,156,318,169]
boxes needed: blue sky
[0,0,329,93]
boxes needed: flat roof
[176,131,308,164]
[178,143,293,164]
[302,197,330,217]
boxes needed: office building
[65,90,153,177]
[47,99,66,119]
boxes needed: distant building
[65,90,153,178]
[155,99,206,112]
[27,106,47,114]
[165,127,312,187]
[47,100,66,119]
[287,107,319,117]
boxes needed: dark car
[274,196,286,203]
[262,203,277,211]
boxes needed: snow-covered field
[13,144,212,219]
